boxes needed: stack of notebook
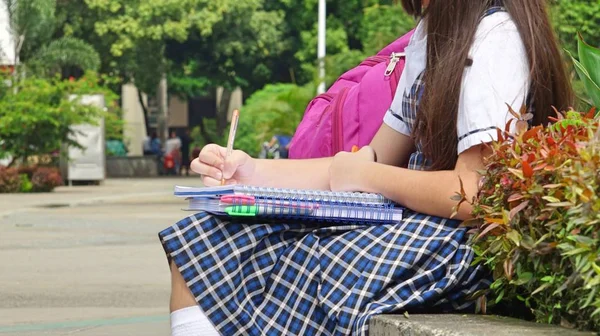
[175,185,403,224]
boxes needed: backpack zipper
[385,52,405,77]
[361,56,388,67]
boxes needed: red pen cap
[220,195,256,205]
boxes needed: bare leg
[170,261,197,312]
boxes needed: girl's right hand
[190,144,256,186]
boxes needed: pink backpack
[288,29,415,159]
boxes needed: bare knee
[170,261,198,312]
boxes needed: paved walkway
[0,177,201,336]
[0,177,198,215]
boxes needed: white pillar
[317,0,326,94]
[157,74,168,145]
[121,84,147,156]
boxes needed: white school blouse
[383,11,530,155]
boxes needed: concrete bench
[370,315,595,336]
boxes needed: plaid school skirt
[159,210,490,336]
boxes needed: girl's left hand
[329,146,376,192]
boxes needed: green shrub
[31,167,63,192]
[0,167,22,193]
[19,174,33,193]
[0,74,102,165]
[234,83,315,157]
[461,108,600,331]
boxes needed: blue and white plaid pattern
[401,70,429,170]
[159,210,490,336]
[400,71,425,134]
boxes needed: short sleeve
[383,103,411,136]
[457,13,530,154]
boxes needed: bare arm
[369,123,415,167]
[192,145,334,189]
[194,122,415,189]
[251,157,332,190]
[330,145,489,220]
[251,124,415,189]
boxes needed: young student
[160,0,573,335]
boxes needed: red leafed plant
[457,106,600,331]
[0,166,22,193]
[31,167,63,192]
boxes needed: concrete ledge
[369,315,595,336]
[106,156,159,177]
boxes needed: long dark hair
[400,0,573,170]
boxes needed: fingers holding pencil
[191,109,257,186]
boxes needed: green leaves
[578,33,600,87]
[1,0,102,78]
[0,74,103,164]
[569,33,600,109]
[233,83,315,157]
[29,37,101,74]
[4,0,57,52]
[359,4,414,55]
[87,0,266,57]
[551,0,600,57]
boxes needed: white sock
[171,306,220,336]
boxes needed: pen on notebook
[222,109,240,186]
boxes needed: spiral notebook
[174,185,403,224]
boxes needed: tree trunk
[136,88,150,135]
[13,35,24,84]
[156,73,168,145]
[216,87,232,138]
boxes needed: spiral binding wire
[234,185,390,206]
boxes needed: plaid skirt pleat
[159,210,491,336]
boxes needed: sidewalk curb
[369,315,595,336]
[0,191,171,218]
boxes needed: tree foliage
[28,37,100,76]
[164,2,288,96]
[83,0,286,92]
[359,4,415,55]
[1,0,100,76]
[289,0,414,86]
